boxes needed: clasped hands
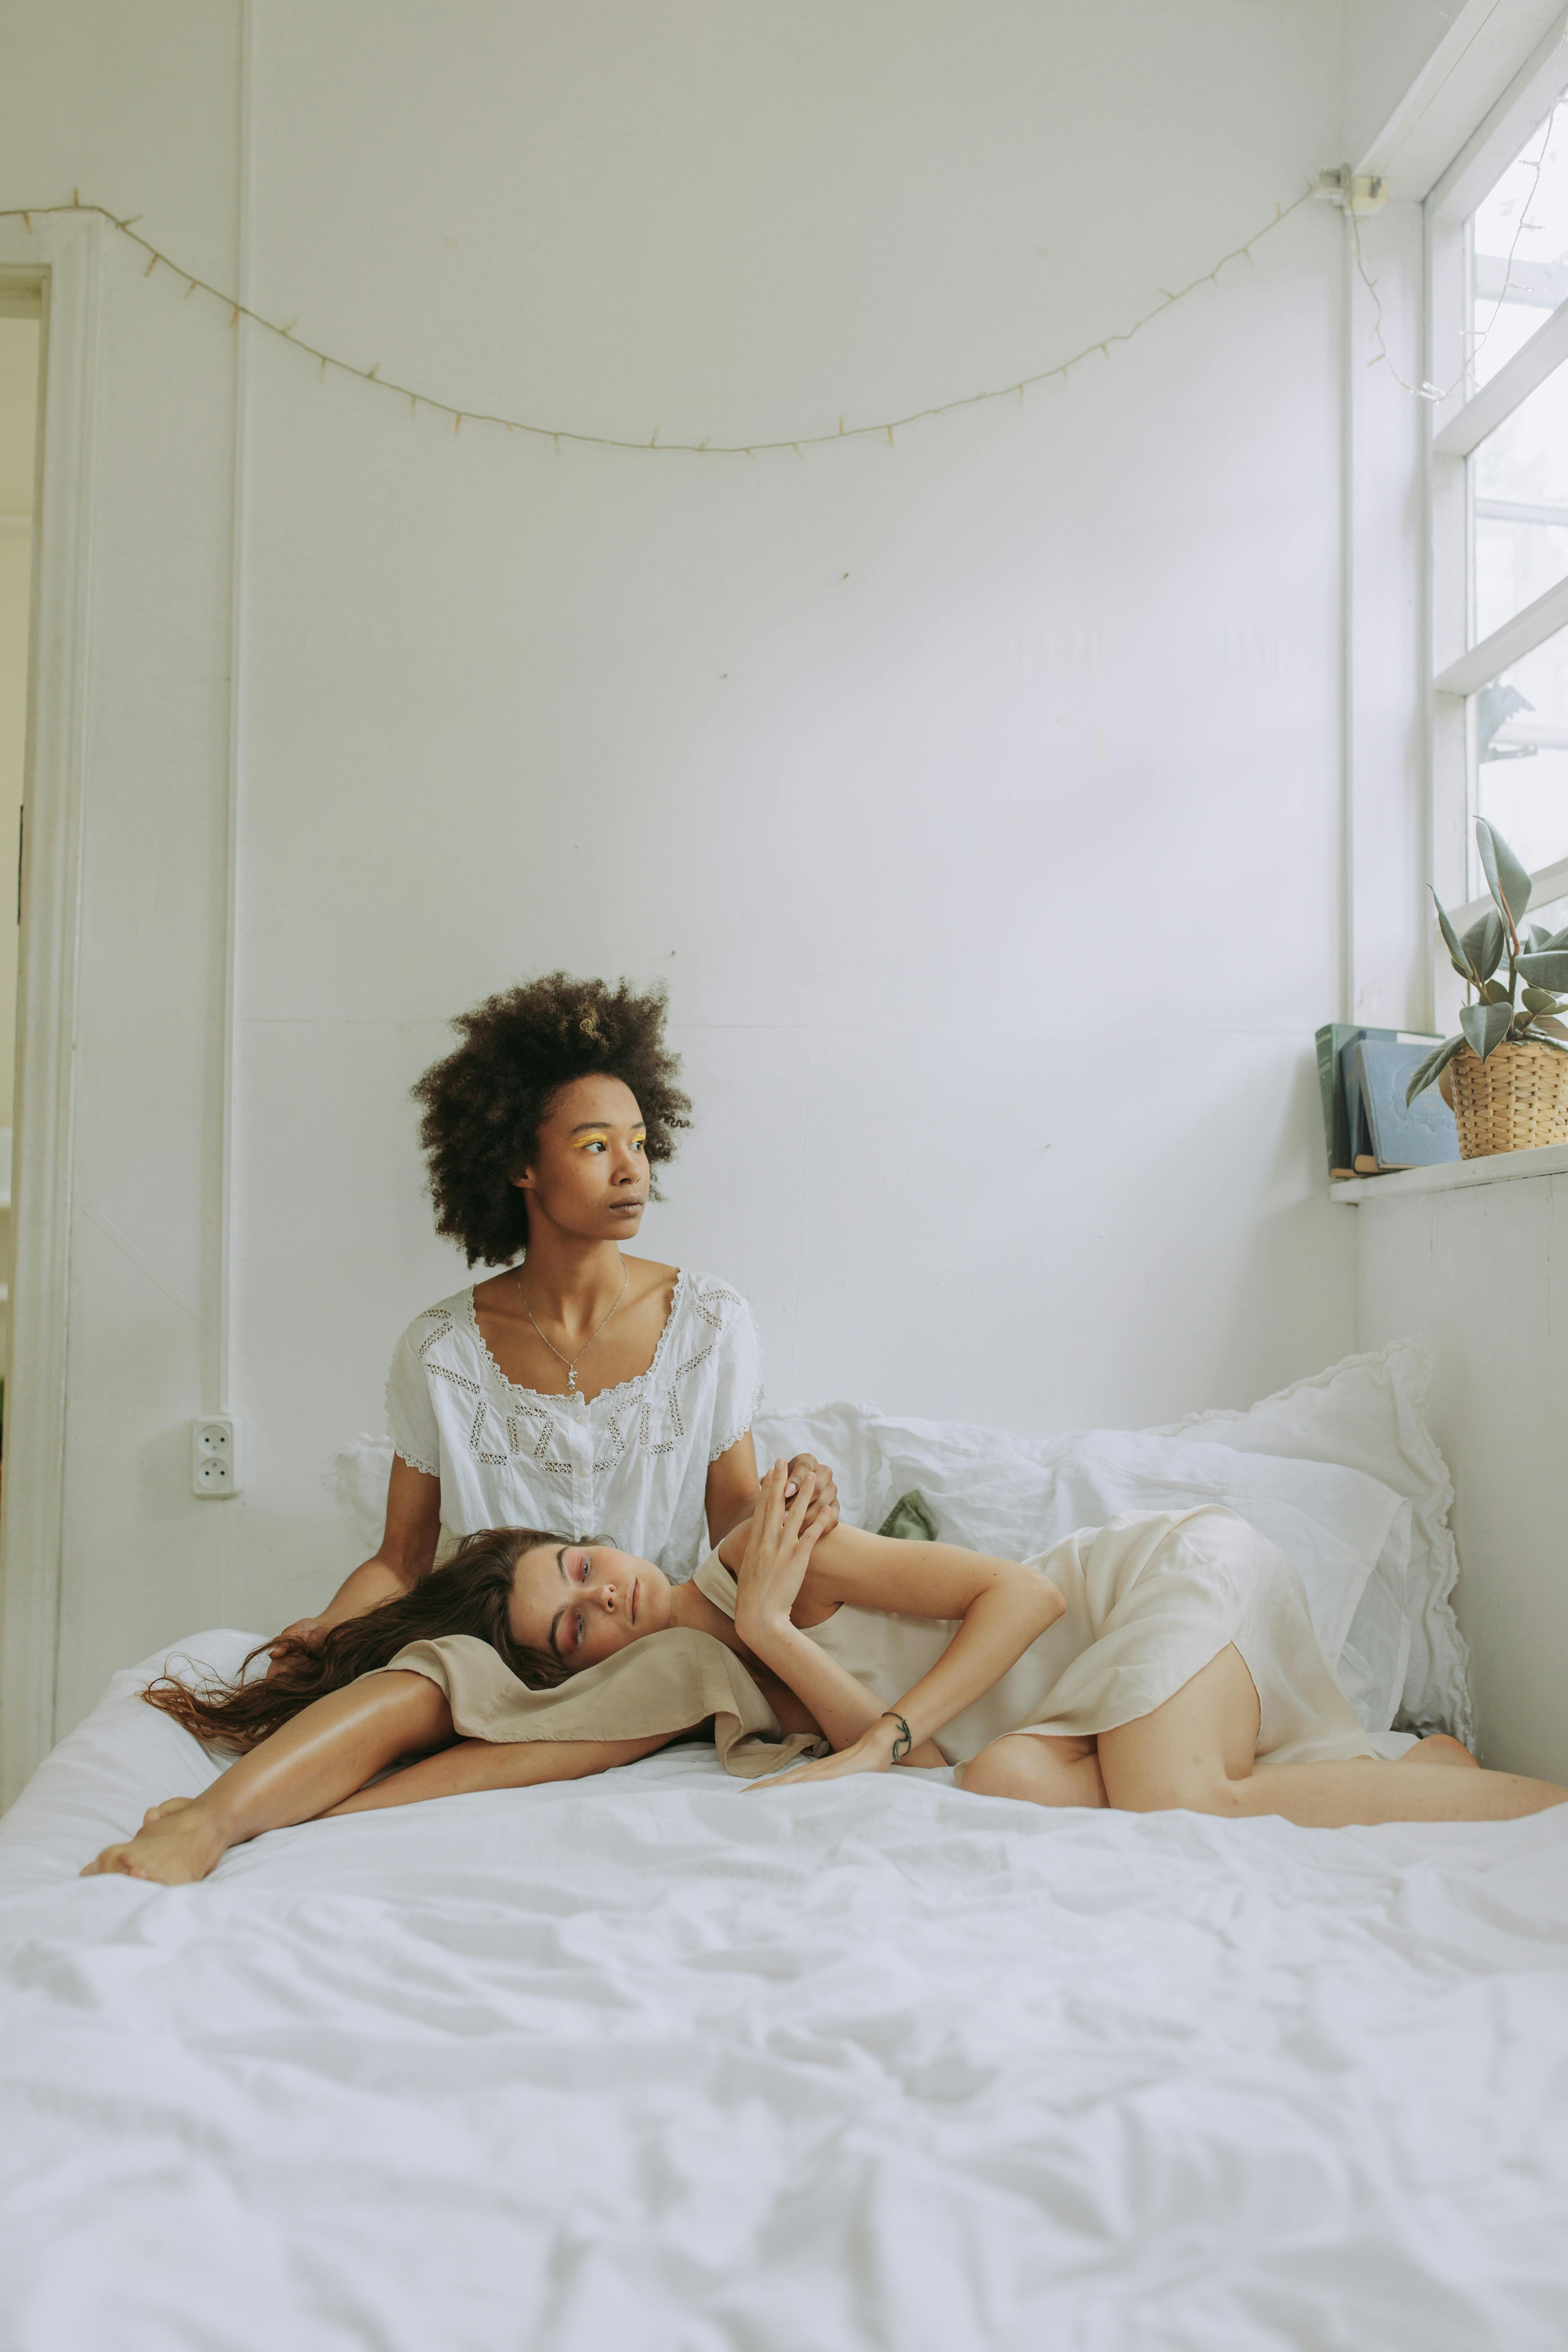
[730,1456,835,1653]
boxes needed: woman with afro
[274,974,837,1659]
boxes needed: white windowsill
[1329,1139,1568,1203]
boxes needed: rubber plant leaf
[1516,951,1568,990]
[1476,818,1532,932]
[1405,1034,1465,1105]
[1479,977,1512,1005]
[1460,908,1506,983]
[1530,1013,1568,1041]
[1522,985,1564,1012]
[1431,888,1476,981]
[1460,999,1514,1060]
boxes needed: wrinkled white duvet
[3,1636,1567,2351]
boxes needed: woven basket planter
[1439,1040,1568,1159]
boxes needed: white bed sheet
[3,1634,1568,2351]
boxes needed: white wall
[1341,1,1471,168]
[0,0,1472,1738]
[1354,1168,1568,1782]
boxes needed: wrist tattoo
[881,1710,912,1762]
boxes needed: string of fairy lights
[1,185,1320,459]
[1345,95,1563,403]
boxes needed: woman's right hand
[265,1617,328,1677]
[733,1459,831,1652]
[264,1552,419,1678]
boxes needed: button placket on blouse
[560,1389,595,1537]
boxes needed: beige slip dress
[693,1503,1417,1768]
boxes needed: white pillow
[1158,1338,1470,1744]
[753,1401,886,1533]
[762,1404,1409,1730]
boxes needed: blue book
[1316,1022,1397,1173]
[1346,1038,1460,1172]
[1316,1022,1439,1173]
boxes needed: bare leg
[961,1731,1107,1809]
[1097,1648,1568,1828]
[81,1672,453,1884]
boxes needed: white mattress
[3,1633,1568,2349]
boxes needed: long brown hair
[144,1527,574,1751]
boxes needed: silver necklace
[514,1263,630,1396]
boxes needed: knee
[1410,1733,1479,1769]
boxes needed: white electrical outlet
[191,1416,243,1497]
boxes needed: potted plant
[1407,818,1568,1157]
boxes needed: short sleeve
[385,1323,442,1480]
[704,1287,764,1463]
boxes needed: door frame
[0,211,102,1808]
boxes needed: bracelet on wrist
[880,1710,912,1762]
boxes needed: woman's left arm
[729,1468,1064,1786]
[326,1728,679,1814]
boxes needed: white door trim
[0,212,102,1808]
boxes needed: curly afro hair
[412,974,692,1266]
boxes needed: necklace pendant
[566,1369,577,1395]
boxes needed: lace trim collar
[460,1267,690,1414]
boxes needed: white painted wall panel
[1356,1177,1568,1782]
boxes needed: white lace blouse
[383,1270,764,1579]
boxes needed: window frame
[1425,38,1568,950]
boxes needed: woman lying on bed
[86,1462,1567,1884]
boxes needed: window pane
[1473,620,1568,877]
[1524,885,1568,937]
[1473,360,1568,638]
[1470,98,1568,391]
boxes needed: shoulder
[677,1270,754,1332]
[391,1289,474,1363]
[622,1254,679,1287]
[470,1268,517,1315]
[619,1255,682,1319]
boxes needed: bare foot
[81,1800,230,1884]
[1402,1733,1480,1770]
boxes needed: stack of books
[1315,1024,1460,1179]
